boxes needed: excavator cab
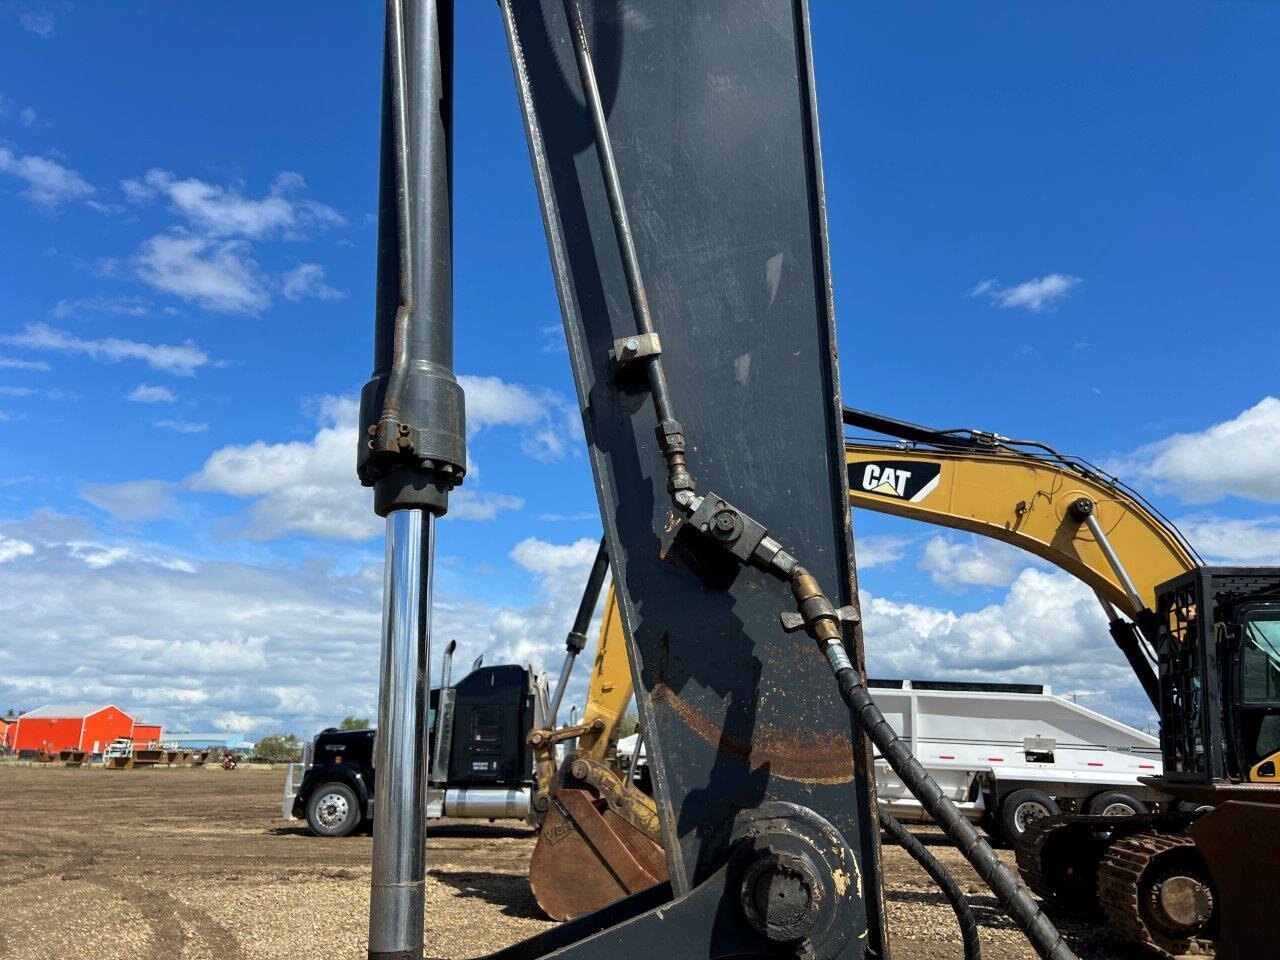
[1154,568,1280,794]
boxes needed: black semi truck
[284,644,549,837]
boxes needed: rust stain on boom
[654,683,855,784]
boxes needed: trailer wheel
[306,782,361,837]
[1000,789,1060,841]
[1086,791,1147,817]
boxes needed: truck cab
[286,661,547,836]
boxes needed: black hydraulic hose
[879,809,982,960]
[831,667,1076,960]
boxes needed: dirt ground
[0,765,1139,960]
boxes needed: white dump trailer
[620,679,1164,842]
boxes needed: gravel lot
[0,765,1138,959]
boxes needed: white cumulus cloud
[5,322,210,376]
[122,169,344,240]
[188,396,526,541]
[1119,397,1280,504]
[134,233,269,314]
[0,515,613,738]
[459,373,581,463]
[856,534,913,570]
[971,274,1081,312]
[0,534,35,564]
[1177,514,1280,565]
[919,534,1032,589]
[126,384,177,404]
[863,568,1152,725]
[281,263,344,301]
[187,380,572,542]
[67,540,196,573]
[0,146,93,207]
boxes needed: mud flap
[1191,800,1280,960]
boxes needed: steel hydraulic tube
[359,3,462,959]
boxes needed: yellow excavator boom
[844,441,1195,619]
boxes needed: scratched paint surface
[502,1,885,954]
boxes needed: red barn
[0,716,14,750]
[11,703,136,755]
[133,723,164,747]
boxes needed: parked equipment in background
[283,644,548,838]
[845,407,1280,959]
[102,738,132,764]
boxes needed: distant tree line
[249,716,371,762]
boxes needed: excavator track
[1017,815,1127,912]
[1019,812,1218,958]
[1097,828,1216,959]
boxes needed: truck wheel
[1000,789,1060,841]
[306,782,361,837]
[1086,791,1147,817]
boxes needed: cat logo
[849,459,942,504]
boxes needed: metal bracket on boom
[780,605,859,635]
[610,333,662,366]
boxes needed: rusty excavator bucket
[529,755,668,921]
[526,569,671,921]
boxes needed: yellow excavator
[527,405,1280,959]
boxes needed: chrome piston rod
[370,508,434,960]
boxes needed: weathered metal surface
[531,785,669,921]
[500,1,885,954]
[1191,801,1280,960]
[529,756,668,920]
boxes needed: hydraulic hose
[832,666,1076,960]
[879,809,982,960]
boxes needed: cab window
[470,707,501,744]
[1241,615,1280,706]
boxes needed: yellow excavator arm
[576,587,633,760]
[845,442,1195,618]
[841,406,1203,710]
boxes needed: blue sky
[1,1,1277,738]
